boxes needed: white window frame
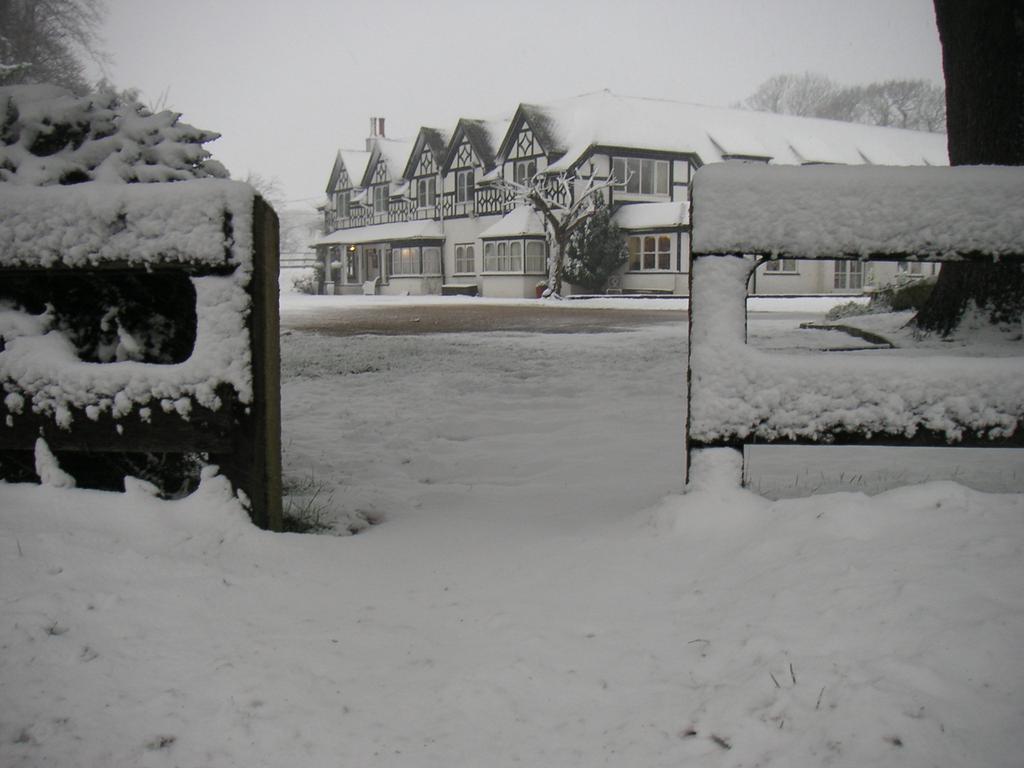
[373,184,388,214]
[421,246,441,276]
[613,157,670,197]
[483,238,547,274]
[416,177,436,209]
[626,234,674,272]
[834,260,864,290]
[765,258,798,274]
[388,245,443,277]
[454,243,476,274]
[456,170,474,203]
[514,158,537,185]
[525,241,546,273]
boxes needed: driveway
[280,301,689,336]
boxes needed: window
[390,247,419,275]
[336,190,350,219]
[373,184,388,214]
[514,159,537,185]
[483,242,510,272]
[422,247,441,275]
[897,261,923,275]
[346,248,356,282]
[388,246,442,276]
[416,177,436,209]
[525,241,546,273]
[765,258,798,273]
[613,158,670,196]
[627,235,673,271]
[455,243,476,274]
[509,241,523,271]
[834,260,864,289]
[456,170,473,203]
[483,239,546,273]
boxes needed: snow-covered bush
[0,83,228,185]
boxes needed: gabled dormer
[496,104,565,185]
[439,118,510,218]
[325,149,371,231]
[360,138,414,220]
[403,127,449,214]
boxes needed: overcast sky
[92,0,944,210]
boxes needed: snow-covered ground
[2,295,1023,767]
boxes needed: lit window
[626,235,673,271]
[390,247,418,275]
[455,244,475,274]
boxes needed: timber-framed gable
[403,127,448,222]
[441,123,484,219]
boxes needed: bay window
[388,245,442,276]
[627,235,673,271]
[525,241,546,273]
[482,239,546,273]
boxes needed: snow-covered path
[2,296,1023,767]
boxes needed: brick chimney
[366,117,386,150]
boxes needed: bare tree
[0,0,107,94]
[743,72,837,117]
[858,80,947,131]
[493,171,617,297]
[742,72,946,132]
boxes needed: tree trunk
[914,0,1024,334]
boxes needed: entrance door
[365,247,381,281]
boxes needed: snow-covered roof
[613,201,689,230]
[402,126,453,178]
[478,206,546,239]
[531,90,947,172]
[326,149,371,193]
[313,219,444,246]
[691,164,1024,260]
[340,150,371,183]
[374,138,415,181]
[442,117,512,173]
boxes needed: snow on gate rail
[0,180,282,529]
[685,164,1024,486]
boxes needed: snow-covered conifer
[0,83,228,186]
